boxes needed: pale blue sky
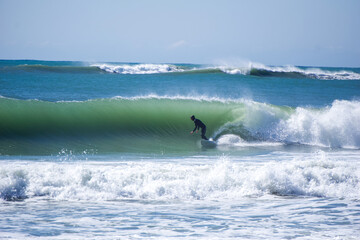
[1,0,359,67]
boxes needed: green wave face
[1,96,358,154]
[0,97,252,155]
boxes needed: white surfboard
[201,139,217,148]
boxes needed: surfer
[190,115,208,140]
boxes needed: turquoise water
[1,60,360,239]
[1,60,359,105]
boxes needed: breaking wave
[92,63,360,80]
[0,96,359,155]
[92,63,184,74]
[218,63,360,80]
[2,61,359,80]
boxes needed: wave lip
[92,63,184,74]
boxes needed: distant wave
[92,63,360,80]
[218,64,360,80]
[3,64,102,73]
[92,63,184,74]
[2,61,359,79]
[1,96,359,155]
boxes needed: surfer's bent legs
[201,127,208,140]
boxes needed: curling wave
[0,96,359,155]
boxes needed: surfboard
[201,139,217,148]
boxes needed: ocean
[0,60,360,239]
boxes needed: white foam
[91,61,360,79]
[92,63,183,74]
[216,134,283,147]
[301,67,360,80]
[1,152,360,201]
[0,169,28,200]
[111,93,252,104]
[216,99,360,149]
[275,100,360,149]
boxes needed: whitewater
[1,60,360,239]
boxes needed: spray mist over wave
[215,99,360,149]
[275,100,360,148]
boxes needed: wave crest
[92,63,183,74]
[2,61,359,80]
[219,64,360,80]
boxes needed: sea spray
[274,100,360,148]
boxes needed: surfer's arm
[192,123,199,133]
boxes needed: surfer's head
[190,115,195,121]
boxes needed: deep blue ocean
[1,60,360,239]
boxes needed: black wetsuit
[193,118,208,140]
